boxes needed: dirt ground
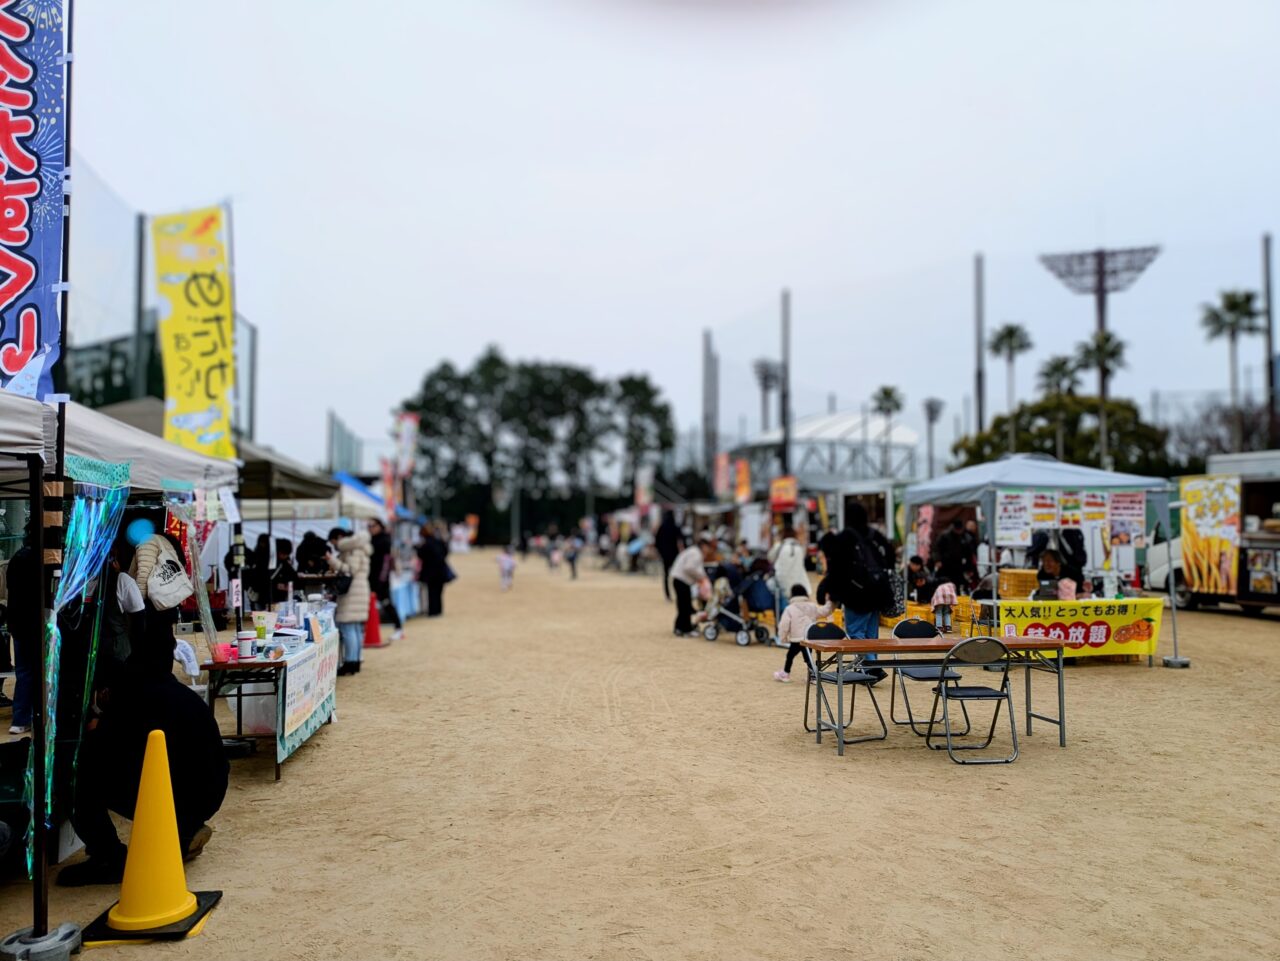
[2,547,1279,960]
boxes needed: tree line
[401,346,675,536]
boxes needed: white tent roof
[904,453,1169,508]
[65,402,239,493]
[240,480,382,522]
[0,390,55,463]
[749,410,918,448]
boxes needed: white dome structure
[729,410,919,491]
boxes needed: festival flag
[0,1,66,399]
[152,204,237,459]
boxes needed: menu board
[1246,549,1277,595]
[996,490,1032,546]
[1059,491,1083,528]
[1030,491,1059,528]
[1109,491,1146,549]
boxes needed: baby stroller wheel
[702,624,719,642]
[735,630,751,647]
[754,626,771,644]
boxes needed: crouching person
[59,608,228,886]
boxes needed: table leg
[814,655,823,745]
[835,653,845,757]
[1024,661,1033,736]
[236,678,243,736]
[1057,646,1066,747]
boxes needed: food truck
[1145,450,1280,612]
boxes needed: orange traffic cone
[83,730,221,944]
[364,591,386,647]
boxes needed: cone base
[83,890,221,945]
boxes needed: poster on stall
[1081,489,1111,568]
[998,598,1163,658]
[1030,491,1059,528]
[1059,491,1083,528]
[995,490,1032,546]
[734,459,751,506]
[1246,549,1277,595]
[769,475,798,512]
[0,3,66,400]
[1109,491,1146,548]
[1179,475,1240,596]
[153,204,238,459]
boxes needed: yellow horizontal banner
[997,598,1163,657]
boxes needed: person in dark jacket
[654,511,685,602]
[934,518,972,589]
[58,610,229,886]
[4,537,39,734]
[368,519,404,640]
[816,503,893,641]
[416,524,449,617]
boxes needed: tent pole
[1161,486,1189,668]
[267,463,275,603]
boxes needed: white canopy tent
[902,454,1182,661]
[64,401,238,493]
[0,390,55,467]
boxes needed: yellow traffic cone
[83,729,221,944]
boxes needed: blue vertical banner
[0,0,64,398]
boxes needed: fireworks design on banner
[14,0,60,31]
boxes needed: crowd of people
[643,501,1109,687]
[215,518,457,676]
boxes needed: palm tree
[1076,331,1127,468]
[989,323,1034,453]
[1038,355,1080,460]
[923,397,944,478]
[871,385,904,477]
[1201,289,1262,452]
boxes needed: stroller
[698,561,777,646]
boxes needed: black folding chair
[925,636,1019,764]
[888,618,970,737]
[801,622,886,744]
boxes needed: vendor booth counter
[201,628,340,780]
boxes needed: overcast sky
[74,0,1280,470]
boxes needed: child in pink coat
[772,584,835,683]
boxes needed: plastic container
[236,630,257,659]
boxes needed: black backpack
[847,529,895,614]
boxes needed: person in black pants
[669,535,716,636]
[59,610,228,886]
[368,519,404,639]
[416,524,450,617]
[654,511,685,602]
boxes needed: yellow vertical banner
[152,205,237,459]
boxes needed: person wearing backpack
[129,532,194,611]
[816,503,893,643]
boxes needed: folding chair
[888,617,970,737]
[801,622,886,745]
[925,636,1019,764]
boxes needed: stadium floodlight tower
[1039,246,1160,468]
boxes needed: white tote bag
[147,541,195,610]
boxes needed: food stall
[903,454,1176,662]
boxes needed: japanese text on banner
[0,0,65,399]
[153,204,237,459]
[999,598,1163,657]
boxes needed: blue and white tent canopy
[903,453,1169,510]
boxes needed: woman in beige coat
[334,530,372,674]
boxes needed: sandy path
[3,548,1279,959]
